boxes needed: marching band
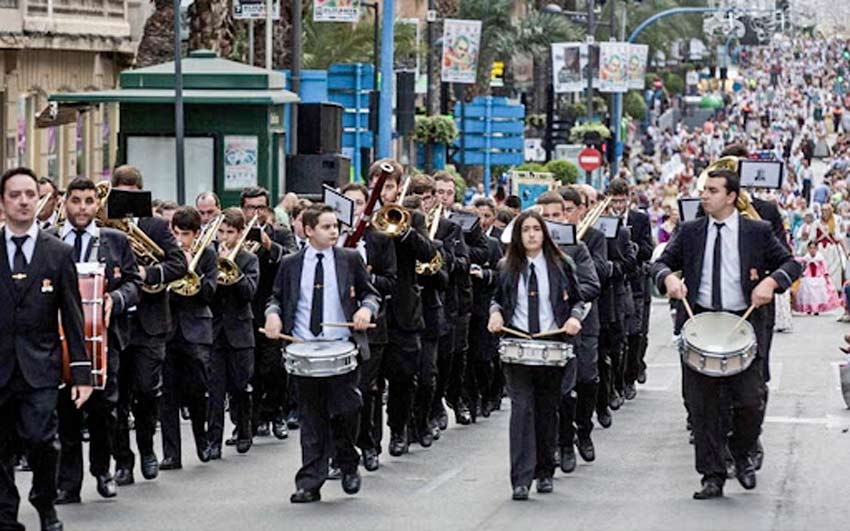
[0,150,799,529]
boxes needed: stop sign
[578,147,603,172]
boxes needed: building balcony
[0,0,132,47]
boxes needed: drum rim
[680,311,757,354]
[285,340,357,356]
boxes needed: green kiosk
[49,49,299,205]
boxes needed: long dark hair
[504,210,566,275]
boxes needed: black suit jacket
[600,225,637,325]
[471,235,503,318]
[388,211,438,333]
[253,224,296,327]
[651,216,801,312]
[562,242,601,337]
[213,247,259,349]
[268,247,381,360]
[434,217,465,320]
[752,196,789,250]
[363,227,397,344]
[490,254,585,336]
[169,246,218,346]
[0,229,89,388]
[136,217,188,337]
[626,209,654,296]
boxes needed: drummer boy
[263,204,380,503]
[650,169,800,500]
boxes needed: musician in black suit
[208,208,260,457]
[53,178,141,504]
[651,169,800,500]
[160,207,218,468]
[264,204,380,503]
[487,210,584,501]
[340,183,397,471]
[607,179,655,401]
[0,167,92,531]
[109,166,188,486]
[368,161,438,458]
[241,187,297,440]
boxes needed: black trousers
[432,325,456,417]
[448,314,471,407]
[208,334,254,449]
[597,321,622,412]
[684,362,766,484]
[293,370,362,492]
[466,313,496,409]
[161,333,210,461]
[252,333,288,428]
[356,344,385,452]
[114,324,165,469]
[383,333,420,436]
[0,370,59,530]
[504,364,564,488]
[559,335,599,445]
[412,337,439,436]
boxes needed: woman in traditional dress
[813,204,846,293]
[793,241,843,314]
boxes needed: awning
[35,102,92,128]
[49,88,299,106]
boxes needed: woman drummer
[487,210,584,501]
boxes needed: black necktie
[528,262,540,335]
[310,253,325,337]
[73,228,86,263]
[11,235,28,275]
[712,222,724,310]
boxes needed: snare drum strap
[86,236,100,264]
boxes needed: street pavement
[17,300,850,530]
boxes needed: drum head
[682,312,754,354]
[286,340,355,357]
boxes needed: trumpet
[94,182,167,294]
[169,214,223,297]
[416,203,444,275]
[577,196,612,240]
[217,214,258,286]
[371,176,412,238]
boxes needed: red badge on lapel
[41,279,54,293]
[749,268,759,282]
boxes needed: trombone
[371,176,412,238]
[415,203,444,275]
[169,214,223,297]
[577,196,612,240]
[217,214,258,286]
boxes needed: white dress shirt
[336,233,367,263]
[697,209,747,311]
[511,252,557,333]
[5,222,39,271]
[293,245,350,341]
[61,221,99,263]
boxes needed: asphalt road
[17,300,850,530]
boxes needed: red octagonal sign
[578,147,603,172]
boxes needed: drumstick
[502,327,533,340]
[321,322,377,329]
[680,281,696,320]
[258,328,302,343]
[729,304,757,335]
[533,329,566,338]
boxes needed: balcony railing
[26,0,126,20]
[0,0,18,8]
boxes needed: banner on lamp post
[441,19,482,84]
[627,44,649,90]
[599,42,629,93]
[552,42,584,93]
[313,0,360,22]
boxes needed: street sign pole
[173,0,185,205]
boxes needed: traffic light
[491,61,505,87]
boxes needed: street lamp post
[173,0,185,204]
[362,1,381,159]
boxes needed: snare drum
[499,338,574,367]
[284,340,358,378]
[60,263,108,390]
[678,312,757,378]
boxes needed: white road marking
[415,467,463,495]
[764,414,850,429]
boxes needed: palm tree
[188,0,234,57]
[302,16,420,70]
[136,0,175,68]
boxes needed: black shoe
[455,406,472,425]
[37,507,63,531]
[436,410,449,431]
[327,464,342,480]
[236,438,252,454]
[419,429,434,448]
[54,489,81,505]
[114,467,134,486]
[624,384,637,401]
[389,431,408,456]
[481,401,492,418]
[225,431,238,446]
[751,439,764,471]
[341,471,362,495]
[735,458,757,490]
[362,448,379,471]
[196,443,211,463]
[180,406,191,420]
[637,369,647,384]
[609,392,622,411]
[286,411,300,430]
[597,410,612,429]
[158,456,181,471]
[560,446,577,474]
[290,488,321,503]
[512,485,529,501]
[208,445,222,460]
[272,418,289,440]
[536,476,553,494]
[141,454,160,479]
[577,436,595,462]
[255,423,271,437]
[431,423,441,441]
[95,474,117,498]
[693,481,724,500]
